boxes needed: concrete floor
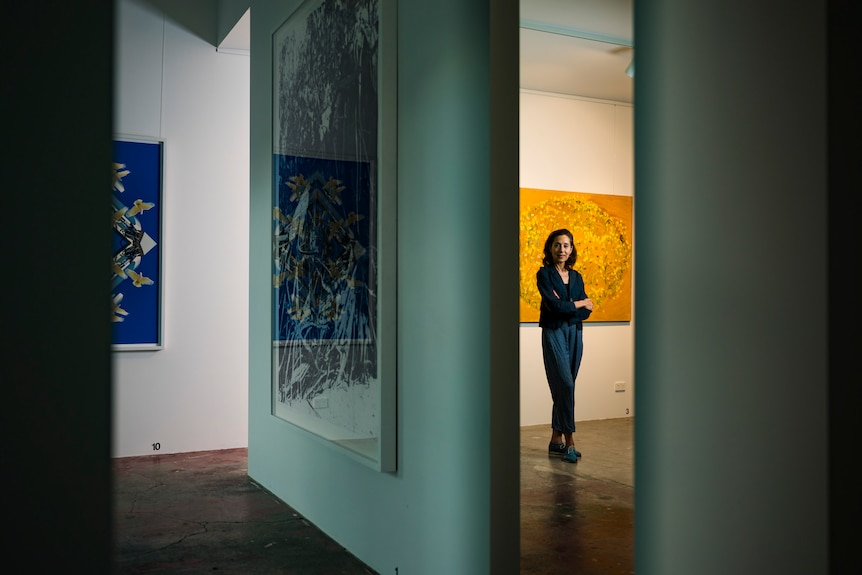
[113,418,633,574]
[519,418,634,575]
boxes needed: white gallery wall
[112,0,250,457]
[519,89,634,426]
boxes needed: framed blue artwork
[111,137,164,350]
[271,0,397,471]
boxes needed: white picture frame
[271,0,397,472]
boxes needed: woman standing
[536,229,594,463]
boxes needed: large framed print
[112,137,164,350]
[272,0,397,471]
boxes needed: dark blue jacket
[536,265,592,329]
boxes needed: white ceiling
[219,0,633,103]
[520,0,633,102]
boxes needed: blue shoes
[563,445,582,463]
[549,442,582,462]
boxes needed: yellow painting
[520,188,633,323]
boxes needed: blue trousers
[541,324,583,434]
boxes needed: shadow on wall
[138,0,219,46]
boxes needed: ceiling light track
[519,19,632,48]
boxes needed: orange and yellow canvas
[520,188,633,323]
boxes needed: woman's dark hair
[542,228,577,269]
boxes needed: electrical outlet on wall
[614,381,626,392]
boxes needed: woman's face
[550,234,572,265]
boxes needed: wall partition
[248,0,521,572]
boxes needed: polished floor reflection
[520,417,634,575]
[114,418,633,573]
